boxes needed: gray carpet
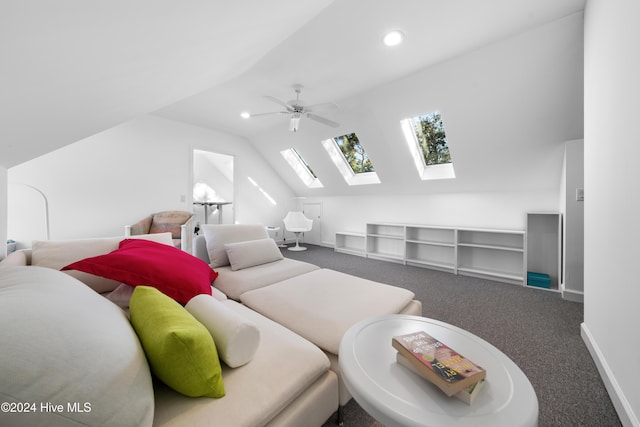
[282,244,621,427]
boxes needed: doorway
[302,202,322,246]
[192,149,234,226]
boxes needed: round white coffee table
[339,314,538,427]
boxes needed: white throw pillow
[186,294,260,368]
[31,233,174,293]
[0,266,154,427]
[225,238,284,271]
[201,224,269,268]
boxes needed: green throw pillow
[129,286,225,398]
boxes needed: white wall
[0,167,7,259]
[583,0,640,425]
[561,140,584,302]
[8,115,296,246]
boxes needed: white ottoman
[239,268,422,407]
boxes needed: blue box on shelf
[527,272,551,289]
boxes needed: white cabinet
[526,213,562,291]
[336,223,527,285]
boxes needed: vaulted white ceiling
[154,0,586,139]
[2,0,586,199]
[1,0,334,168]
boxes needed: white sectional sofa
[0,225,422,427]
[196,224,422,410]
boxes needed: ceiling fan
[250,84,339,132]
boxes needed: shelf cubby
[335,232,366,257]
[526,213,562,291]
[365,223,405,263]
[457,244,524,285]
[457,229,524,251]
[405,241,455,272]
[366,223,404,239]
[405,226,455,246]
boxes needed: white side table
[265,226,279,240]
[339,314,538,427]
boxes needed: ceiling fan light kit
[250,84,340,132]
[289,113,301,132]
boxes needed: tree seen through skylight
[333,132,374,174]
[410,111,451,166]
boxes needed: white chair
[283,211,313,251]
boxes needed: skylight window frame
[400,111,455,181]
[280,148,323,189]
[321,133,380,186]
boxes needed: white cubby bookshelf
[336,223,527,285]
[526,212,562,291]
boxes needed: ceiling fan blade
[303,102,338,113]
[250,111,288,117]
[263,96,292,111]
[306,113,340,128]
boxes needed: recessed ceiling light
[383,30,404,47]
[240,112,251,119]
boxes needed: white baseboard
[562,288,584,303]
[581,323,638,426]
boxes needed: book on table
[391,330,486,398]
[395,352,485,404]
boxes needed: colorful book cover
[396,352,485,404]
[392,330,486,396]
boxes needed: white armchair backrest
[283,211,313,231]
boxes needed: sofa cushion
[0,266,154,427]
[130,286,225,398]
[201,224,269,268]
[240,268,416,355]
[31,233,174,293]
[153,300,332,427]
[63,238,216,304]
[213,258,320,300]
[186,294,260,368]
[225,238,284,271]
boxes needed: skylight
[281,148,323,188]
[400,111,455,180]
[321,132,380,186]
